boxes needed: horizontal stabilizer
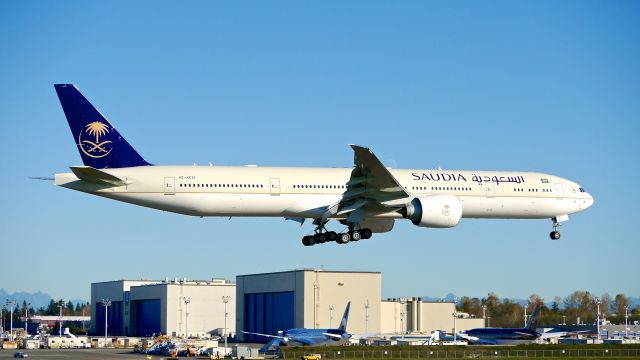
[70,166,126,186]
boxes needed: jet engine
[399,195,462,228]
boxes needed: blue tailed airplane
[458,305,570,345]
[245,302,351,347]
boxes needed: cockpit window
[579,188,585,193]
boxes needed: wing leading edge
[323,145,409,224]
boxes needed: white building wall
[380,301,403,334]
[302,271,381,334]
[164,282,236,338]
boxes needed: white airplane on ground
[51,84,594,246]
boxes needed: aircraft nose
[583,193,594,209]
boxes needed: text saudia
[411,172,525,185]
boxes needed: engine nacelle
[400,195,463,228]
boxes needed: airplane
[243,302,352,347]
[51,84,594,246]
[457,305,572,345]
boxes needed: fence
[282,348,640,359]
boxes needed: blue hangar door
[244,292,294,343]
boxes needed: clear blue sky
[1,1,638,303]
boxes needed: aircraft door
[485,181,495,198]
[269,178,280,195]
[554,183,564,198]
[164,177,175,195]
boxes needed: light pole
[594,297,601,341]
[6,300,16,341]
[625,306,629,337]
[100,299,112,346]
[58,300,65,338]
[329,305,334,328]
[184,297,191,339]
[313,281,319,329]
[399,298,406,339]
[482,305,487,327]
[562,315,566,325]
[24,302,30,335]
[0,306,4,334]
[452,297,458,345]
[364,300,370,334]
[524,304,528,328]
[222,296,230,357]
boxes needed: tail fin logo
[78,121,113,158]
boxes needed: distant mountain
[421,293,457,302]
[0,289,87,310]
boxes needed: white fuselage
[55,166,593,221]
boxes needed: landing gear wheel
[550,217,562,241]
[302,235,316,246]
[314,233,327,244]
[350,230,362,241]
[361,228,373,239]
[337,232,351,244]
[326,231,338,242]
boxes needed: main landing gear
[550,217,562,240]
[301,224,373,246]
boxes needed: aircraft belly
[103,193,340,217]
[461,196,579,219]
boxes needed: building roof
[237,269,381,277]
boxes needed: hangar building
[237,269,381,341]
[380,298,485,335]
[91,278,235,337]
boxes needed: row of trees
[457,291,638,328]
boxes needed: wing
[538,331,568,339]
[322,332,343,339]
[456,333,478,342]
[241,331,287,340]
[323,145,410,224]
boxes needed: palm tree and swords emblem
[78,121,113,158]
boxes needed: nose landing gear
[549,216,565,240]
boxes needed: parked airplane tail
[54,84,150,169]
[525,304,542,330]
[338,302,351,331]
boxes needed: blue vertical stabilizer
[54,84,151,169]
